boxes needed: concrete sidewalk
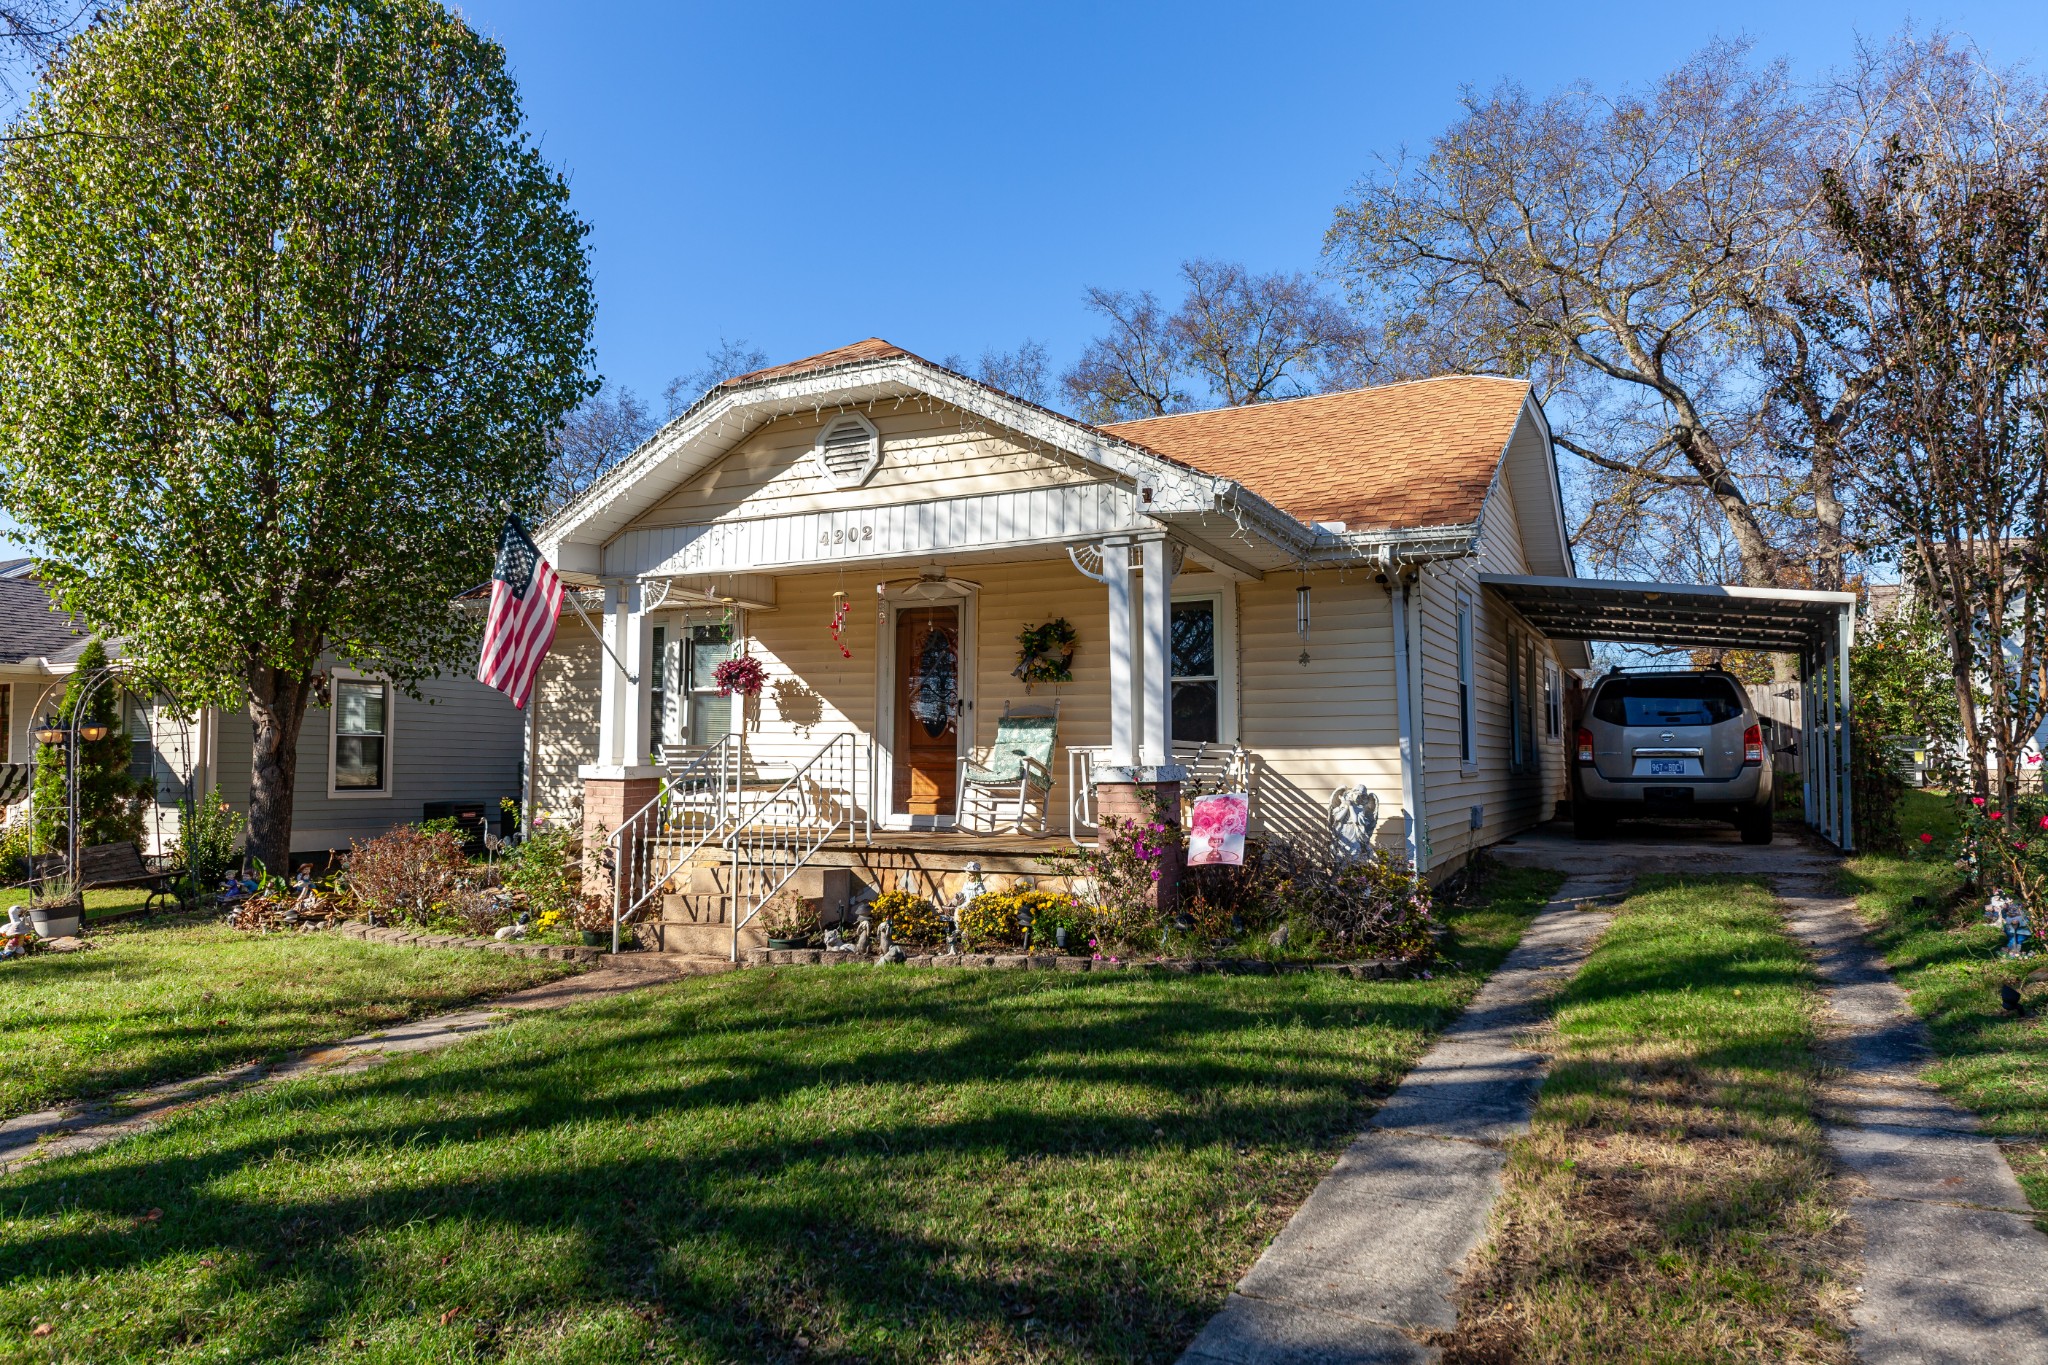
[1176,875,1625,1365]
[1777,877,2048,1364]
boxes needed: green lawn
[1840,788,2048,1210]
[0,867,1561,1364]
[0,920,575,1121]
[1441,876,1853,1365]
[0,882,162,922]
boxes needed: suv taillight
[1743,723,1763,765]
[1576,727,1595,764]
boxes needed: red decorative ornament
[830,592,852,659]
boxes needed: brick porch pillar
[580,766,661,907]
[1095,777,1184,912]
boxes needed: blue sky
[458,0,2048,404]
[3,0,2045,561]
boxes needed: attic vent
[812,414,881,488]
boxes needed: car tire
[1574,802,1611,840]
[1739,808,1773,845]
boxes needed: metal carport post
[1477,575,1860,850]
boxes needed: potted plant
[31,872,82,940]
[763,890,820,949]
[712,654,767,697]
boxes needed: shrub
[1044,807,1183,950]
[168,788,244,894]
[1269,843,1436,961]
[30,638,146,855]
[345,825,466,922]
[0,820,35,884]
[959,889,1086,947]
[869,889,948,946]
[438,885,515,937]
[502,827,578,922]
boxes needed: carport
[1479,574,1861,850]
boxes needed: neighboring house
[530,338,1592,897]
[0,575,523,862]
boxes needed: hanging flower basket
[712,654,767,697]
[1013,618,1077,690]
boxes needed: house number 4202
[820,525,874,546]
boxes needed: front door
[894,605,960,822]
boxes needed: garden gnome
[957,861,990,908]
[875,919,893,957]
[852,915,871,956]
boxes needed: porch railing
[726,732,867,961]
[608,734,743,952]
[1068,742,1256,838]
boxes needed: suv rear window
[1590,676,1744,726]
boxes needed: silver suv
[1572,668,1772,844]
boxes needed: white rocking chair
[957,700,1060,834]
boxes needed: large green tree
[0,0,595,871]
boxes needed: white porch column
[1138,532,1174,768]
[595,578,655,768]
[1104,535,1137,768]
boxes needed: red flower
[1973,796,1987,806]
[2019,841,2031,852]
[1920,832,1934,844]
[1991,811,2003,820]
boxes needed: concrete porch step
[654,919,766,956]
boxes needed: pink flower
[1920,832,1935,844]
[2039,816,2047,831]
[1991,811,2003,821]
[2020,841,2031,852]
[1973,796,1987,806]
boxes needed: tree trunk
[246,664,313,876]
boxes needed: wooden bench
[30,842,181,913]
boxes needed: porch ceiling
[1479,574,1857,651]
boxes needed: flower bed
[737,947,1413,978]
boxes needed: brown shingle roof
[713,337,1533,535]
[1102,377,1533,532]
[722,337,909,388]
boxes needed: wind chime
[1296,569,1312,666]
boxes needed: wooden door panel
[894,606,960,818]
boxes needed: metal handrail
[1068,741,1255,839]
[725,732,866,961]
[608,733,742,952]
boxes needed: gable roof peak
[720,337,912,389]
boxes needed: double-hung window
[1170,599,1220,744]
[684,622,734,746]
[332,676,391,795]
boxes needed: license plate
[1649,759,1687,776]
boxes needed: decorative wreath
[712,654,767,697]
[1013,617,1077,690]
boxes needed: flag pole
[499,503,637,684]
[561,584,637,685]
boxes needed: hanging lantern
[76,721,110,743]
[32,718,65,746]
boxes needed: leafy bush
[169,788,244,893]
[0,820,35,884]
[762,890,820,941]
[869,889,948,947]
[438,885,515,938]
[502,827,578,922]
[345,826,467,922]
[959,889,1085,947]
[1044,809,1182,949]
[30,638,146,854]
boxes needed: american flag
[477,515,563,710]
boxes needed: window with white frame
[331,677,391,794]
[650,624,668,748]
[1170,599,1220,744]
[1456,596,1475,766]
[684,621,734,746]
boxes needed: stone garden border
[335,920,608,965]
[739,947,1413,978]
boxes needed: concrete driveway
[1489,815,1843,879]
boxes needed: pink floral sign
[1187,793,1249,867]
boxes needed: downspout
[1385,547,1425,872]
